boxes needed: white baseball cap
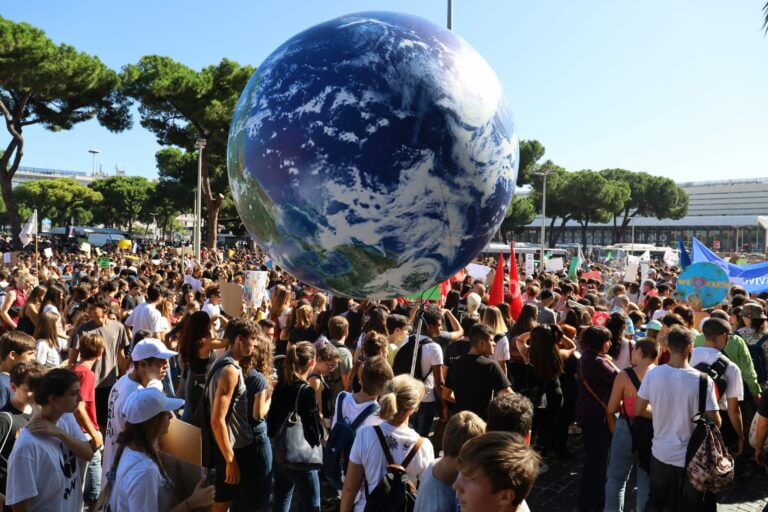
[123,387,184,424]
[131,338,178,362]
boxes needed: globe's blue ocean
[228,11,518,299]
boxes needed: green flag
[406,285,442,301]
[568,253,581,280]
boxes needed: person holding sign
[102,387,215,511]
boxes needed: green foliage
[15,178,102,226]
[599,169,688,242]
[0,16,130,247]
[89,176,153,233]
[568,171,631,250]
[499,196,535,242]
[517,139,546,186]
[122,56,254,247]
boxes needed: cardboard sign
[160,417,202,466]
[117,239,132,250]
[98,257,111,269]
[93,247,100,257]
[243,271,269,309]
[545,257,564,272]
[158,452,210,512]
[43,247,53,258]
[219,281,244,317]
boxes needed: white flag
[19,210,37,247]
[663,248,679,267]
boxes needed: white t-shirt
[202,300,222,330]
[35,339,62,368]
[651,309,668,321]
[690,347,743,410]
[637,364,718,467]
[614,338,633,370]
[397,336,443,404]
[103,375,142,476]
[331,392,382,430]
[125,302,165,334]
[494,334,511,363]
[349,422,434,512]
[110,447,174,512]
[6,413,87,511]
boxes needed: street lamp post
[194,138,207,259]
[533,169,555,271]
[447,0,453,29]
[88,149,100,176]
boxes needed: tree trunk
[0,172,22,249]
[580,222,588,252]
[200,150,223,250]
[0,100,26,250]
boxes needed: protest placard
[158,452,210,511]
[676,262,730,309]
[466,263,492,282]
[43,247,53,258]
[219,281,244,317]
[160,417,202,466]
[525,253,534,275]
[183,275,203,292]
[243,271,269,309]
[545,257,564,272]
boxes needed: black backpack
[363,425,424,512]
[323,392,380,490]
[623,368,654,472]
[693,355,729,400]
[392,335,433,381]
[190,357,236,467]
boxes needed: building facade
[519,177,768,253]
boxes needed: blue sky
[5,1,768,182]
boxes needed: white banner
[525,253,535,276]
[545,257,564,272]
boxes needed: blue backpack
[323,392,380,490]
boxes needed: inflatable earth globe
[228,11,518,299]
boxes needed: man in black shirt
[0,361,45,508]
[444,316,479,371]
[444,324,512,420]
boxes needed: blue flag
[677,238,691,270]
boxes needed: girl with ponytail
[268,341,324,512]
[340,375,435,512]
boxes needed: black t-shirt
[121,294,139,312]
[446,354,510,419]
[444,340,471,370]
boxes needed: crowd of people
[0,244,765,512]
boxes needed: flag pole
[33,210,39,275]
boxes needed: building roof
[526,215,768,229]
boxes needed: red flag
[508,242,523,320]
[439,279,451,306]
[488,251,505,306]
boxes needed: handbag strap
[579,361,608,412]
[293,383,307,414]
[697,373,707,416]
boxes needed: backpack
[747,334,768,384]
[623,368,654,472]
[323,392,380,490]
[693,355,729,400]
[685,373,735,493]
[190,357,237,467]
[392,335,433,381]
[363,425,424,512]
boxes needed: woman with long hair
[507,303,539,391]
[270,284,293,344]
[41,284,68,338]
[0,271,32,330]
[482,306,511,376]
[525,324,576,456]
[104,387,214,511]
[178,311,227,422]
[17,285,46,336]
[310,292,327,324]
[605,312,633,370]
[241,334,276,512]
[289,304,318,345]
[268,341,324,512]
[34,311,64,368]
[641,296,662,322]
[340,374,435,512]
[353,306,389,362]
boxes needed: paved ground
[527,433,768,511]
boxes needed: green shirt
[693,333,761,396]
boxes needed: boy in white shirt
[690,318,744,455]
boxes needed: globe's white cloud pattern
[227,11,518,299]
